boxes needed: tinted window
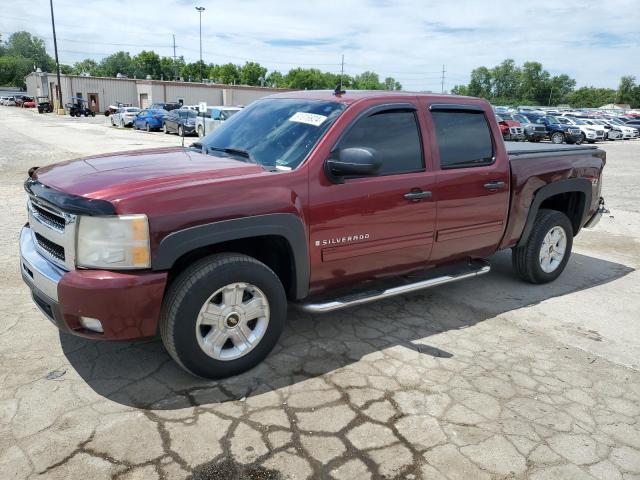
[431,110,494,169]
[339,110,423,175]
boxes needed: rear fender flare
[153,213,309,299]
[517,178,592,248]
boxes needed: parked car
[133,108,168,131]
[555,117,605,144]
[22,98,36,108]
[0,96,8,105]
[15,95,34,107]
[20,90,607,378]
[624,118,640,135]
[501,113,545,142]
[163,109,198,136]
[3,96,17,106]
[105,102,132,116]
[496,115,524,141]
[592,119,623,140]
[523,114,582,144]
[196,106,242,137]
[36,97,53,113]
[608,118,639,139]
[149,102,182,112]
[111,107,141,127]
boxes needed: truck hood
[501,120,521,127]
[33,146,266,201]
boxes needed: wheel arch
[153,214,309,300]
[517,178,592,248]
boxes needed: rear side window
[431,110,494,169]
[339,110,423,176]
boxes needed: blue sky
[1,0,638,91]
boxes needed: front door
[88,93,99,113]
[308,102,437,293]
[426,105,510,264]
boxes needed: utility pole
[441,64,446,94]
[172,34,177,80]
[49,0,63,112]
[340,54,344,90]
[548,86,554,106]
[195,6,205,82]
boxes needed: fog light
[79,317,104,333]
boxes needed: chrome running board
[296,259,491,313]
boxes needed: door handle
[404,190,432,201]
[483,181,506,190]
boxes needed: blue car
[133,108,168,131]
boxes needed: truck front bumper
[584,197,608,229]
[20,226,167,340]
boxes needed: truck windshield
[199,98,346,169]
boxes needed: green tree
[383,77,402,90]
[491,59,520,100]
[100,51,134,77]
[467,66,493,98]
[450,84,469,96]
[0,55,32,87]
[180,61,205,81]
[132,50,162,79]
[219,63,241,84]
[72,58,103,76]
[565,87,616,108]
[266,70,284,87]
[240,61,267,86]
[284,68,326,89]
[617,75,636,105]
[353,71,381,90]
[5,31,53,71]
[159,55,184,80]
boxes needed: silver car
[111,107,141,127]
[196,106,242,137]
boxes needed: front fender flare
[153,213,309,299]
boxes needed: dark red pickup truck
[20,90,606,378]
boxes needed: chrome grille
[569,128,581,135]
[27,198,76,270]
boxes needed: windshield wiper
[189,141,205,153]
[206,146,256,164]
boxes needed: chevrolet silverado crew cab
[20,91,607,379]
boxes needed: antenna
[334,54,346,96]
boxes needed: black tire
[551,132,564,144]
[512,209,573,284]
[160,253,287,379]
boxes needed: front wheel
[163,124,169,134]
[551,132,564,144]
[160,253,287,379]
[512,209,573,284]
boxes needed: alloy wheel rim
[195,282,270,361]
[539,226,567,273]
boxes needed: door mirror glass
[326,147,381,183]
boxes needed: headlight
[76,214,150,269]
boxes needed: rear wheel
[160,253,287,379]
[551,132,564,144]
[512,209,573,284]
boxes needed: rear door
[308,101,437,291]
[426,105,510,264]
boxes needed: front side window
[338,109,424,176]
[431,110,494,169]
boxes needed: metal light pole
[195,6,205,82]
[49,0,63,112]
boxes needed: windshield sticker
[289,112,327,127]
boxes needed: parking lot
[1,107,639,479]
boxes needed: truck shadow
[59,250,634,409]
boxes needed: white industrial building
[25,72,289,113]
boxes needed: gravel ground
[1,107,639,480]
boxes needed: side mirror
[326,147,381,183]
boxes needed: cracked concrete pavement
[1,107,639,479]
